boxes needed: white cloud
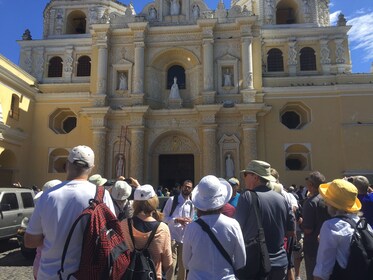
[330,11,341,26]
[347,12,373,62]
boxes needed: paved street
[1,237,307,279]
[0,238,33,279]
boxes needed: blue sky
[0,0,372,73]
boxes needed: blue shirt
[229,192,240,208]
[358,193,373,226]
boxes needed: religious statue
[116,154,125,178]
[118,73,127,90]
[225,154,234,178]
[192,4,200,20]
[149,7,157,20]
[223,69,232,87]
[169,77,181,99]
[22,29,32,40]
[170,0,180,16]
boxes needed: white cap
[34,179,62,202]
[134,184,156,201]
[43,179,62,191]
[68,145,94,168]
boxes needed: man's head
[351,176,370,195]
[181,179,193,198]
[228,177,240,196]
[305,171,325,194]
[66,145,95,179]
[88,174,107,186]
[241,160,276,190]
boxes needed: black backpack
[122,218,160,280]
[330,216,373,280]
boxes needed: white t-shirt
[27,180,115,280]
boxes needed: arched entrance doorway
[150,133,200,188]
[159,154,194,189]
[0,149,17,186]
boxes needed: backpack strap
[58,186,104,279]
[249,191,265,231]
[169,195,179,217]
[195,218,234,268]
[95,185,105,204]
[334,215,369,231]
[127,218,160,250]
[58,212,90,279]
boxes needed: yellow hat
[319,179,361,213]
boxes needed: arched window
[48,56,63,77]
[276,0,297,24]
[267,48,284,72]
[285,144,311,171]
[167,65,186,89]
[66,11,87,34]
[300,47,316,71]
[10,94,20,120]
[77,56,91,77]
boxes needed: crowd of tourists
[23,145,373,280]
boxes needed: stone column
[48,9,56,36]
[334,38,346,74]
[320,39,331,74]
[241,124,258,165]
[92,128,107,175]
[288,40,298,76]
[134,42,145,93]
[97,44,108,95]
[80,107,109,175]
[241,37,253,89]
[203,39,214,91]
[202,125,217,175]
[129,126,145,181]
[63,47,74,82]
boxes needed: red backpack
[58,186,130,280]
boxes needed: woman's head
[133,184,163,220]
[319,179,361,214]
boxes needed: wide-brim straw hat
[192,175,232,211]
[319,179,361,213]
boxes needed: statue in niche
[223,69,232,87]
[149,7,157,20]
[116,154,125,178]
[192,4,200,20]
[170,0,180,16]
[225,154,235,178]
[118,73,128,90]
[169,77,181,99]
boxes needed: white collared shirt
[313,214,368,279]
[163,194,194,243]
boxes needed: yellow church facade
[1,0,373,188]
